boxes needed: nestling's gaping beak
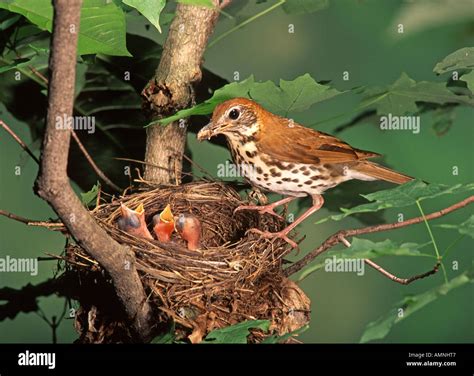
[197,121,231,141]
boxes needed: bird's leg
[234,196,297,220]
[248,194,324,248]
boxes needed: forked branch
[284,195,473,277]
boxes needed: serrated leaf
[282,0,329,15]
[157,74,342,125]
[433,47,474,74]
[250,73,341,116]
[262,325,309,343]
[317,180,474,223]
[297,238,432,281]
[359,268,473,343]
[0,0,131,56]
[80,182,100,207]
[123,0,166,33]
[361,73,474,115]
[203,320,270,344]
[461,70,474,93]
[437,215,474,239]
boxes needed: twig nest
[66,181,310,343]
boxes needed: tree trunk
[142,2,220,184]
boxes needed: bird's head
[197,98,261,141]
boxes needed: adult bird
[197,98,412,248]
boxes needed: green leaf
[361,73,474,115]
[250,73,341,116]
[203,320,270,344]
[157,74,342,125]
[122,0,166,33]
[151,322,176,344]
[0,0,131,56]
[317,180,474,224]
[262,325,309,343]
[359,268,474,343]
[75,62,88,99]
[433,47,474,74]
[437,215,474,239]
[297,238,432,281]
[461,70,474,93]
[80,182,100,207]
[431,106,455,136]
[155,75,259,126]
[0,57,29,73]
[282,0,329,15]
[176,0,214,7]
[0,13,21,30]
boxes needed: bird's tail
[353,162,413,184]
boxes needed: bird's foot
[234,204,284,221]
[246,228,298,249]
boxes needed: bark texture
[142,2,220,184]
[35,0,153,342]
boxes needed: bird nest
[64,181,310,343]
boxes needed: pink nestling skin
[175,214,202,251]
[152,217,174,242]
[152,204,175,242]
[117,203,153,240]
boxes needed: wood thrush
[197,98,413,247]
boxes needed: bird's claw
[246,228,299,249]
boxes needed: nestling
[152,204,175,242]
[117,203,153,240]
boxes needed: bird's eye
[228,108,240,120]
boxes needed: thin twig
[182,153,214,179]
[339,235,441,285]
[29,65,48,84]
[71,131,121,192]
[364,258,440,285]
[284,195,474,277]
[16,57,121,193]
[0,209,65,230]
[0,120,40,164]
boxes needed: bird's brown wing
[257,113,380,165]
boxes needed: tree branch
[142,1,222,184]
[34,0,153,342]
[70,131,121,192]
[284,195,474,277]
[364,258,440,285]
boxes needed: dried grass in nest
[66,181,310,343]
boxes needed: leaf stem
[440,262,449,284]
[207,0,285,49]
[416,200,448,283]
[442,234,465,258]
[416,200,441,259]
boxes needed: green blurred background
[1,0,473,343]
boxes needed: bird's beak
[197,121,231,141]
[120,203,134,219]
